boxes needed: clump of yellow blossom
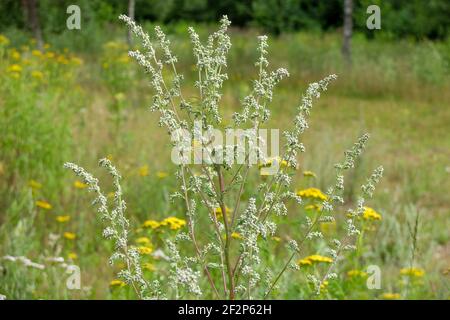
[362,207,382,221]
[143,219,161,229]
[297,188,328,201]
[156,171,168,179]
[214,206,231,219]
[36,200,52,210]
[160,216,186,230]
[305,204,322,211]
[0,34,10,46]
[347,269,368,278]
[303,170,317,178]
[298,254,333,266]
[138,165,149,177]
[381,293,401,300]
[56,215,71,223]
[31,49,42,57]
[135,237,151,245]
[271,236,281,242]
[110,279,126,287]
[231,232,243,240]
[400,267,425,277]
[28,179,42,190]
[63,232,76,240]
[31,70,44,80]
[74,180,88,189]
[68,252,78,260]
[142,263,156,271]
[138,246,153,255]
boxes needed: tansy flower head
[231,232,242,240]
[160,216,186,230]
[303,170,317,178]
[68,252,78,260]
[63,232,76,240]
[0,34,10,46]
[137,245,153,255]
[135,237,151,245]
[31,70,44,80]
[56,215,70,223]
[347,269,368,278]
[214,206,231,219]
[142,263,156,271]
[110,279,126,287]
[400,267,425,277]
[74,180,88,189]
[143,219,160,229]
[298,254,333,266]
[7,64,22,73]
[381,293,400,300]
[297,188,328,201]
[362,207,382,221]
[28,180,42,190]
[138,165,149,177]
[156,171,168,179]
[36,200,52,210]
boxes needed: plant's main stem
[217,166,235,300]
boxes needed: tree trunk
[22,0,43,50]
[127,0,136,46]
[342,0,353,66]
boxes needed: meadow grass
[0,22,449,299]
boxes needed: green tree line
[1,0,448,39]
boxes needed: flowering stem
[217,166,235,300]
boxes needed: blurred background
[0,0,449,299]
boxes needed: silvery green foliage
[65,16,384,299]
[64,160,159,299]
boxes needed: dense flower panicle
[36,200,52,210]
[298,254,333,266]
[400,267,425,277]
[160,217,186,230]
[362,207,382,221]
[297,188,328,201]
[143,219,161,229]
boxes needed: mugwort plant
[64,15,383,299]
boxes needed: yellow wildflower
[271,236,281,242]
[143,219,160,229]
[297,188,328,201]
[68,252,78,260]
[231,232,243,240]
[305,204,322,211]
[135,237,151,245]
[142,263,156,271]
[31,70,44,80]
[74,180,88,189]
[114,92,125,101]
[381,293,401,300]
[138,165,149,177]
[43,43,50,49]
[45,51,55,59]
[160,216,186,230]
[63,232,76,240]
[11,50,21,60]
[362,207,382,221]
[7,64,22,73]
[110,279,126,287]
[156,171,168,179]
[400,267,425,277]
[0,34,10,46]
[36,200,52,210]
[138,246,153,255]
[71,56,83,65]
[56,215,71,223]
[303,170,317,178]
[214,206,231,219]
[347,269,368,278]
[31,49,42,57]
[28,179,42,190]
[298,254,333,266]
